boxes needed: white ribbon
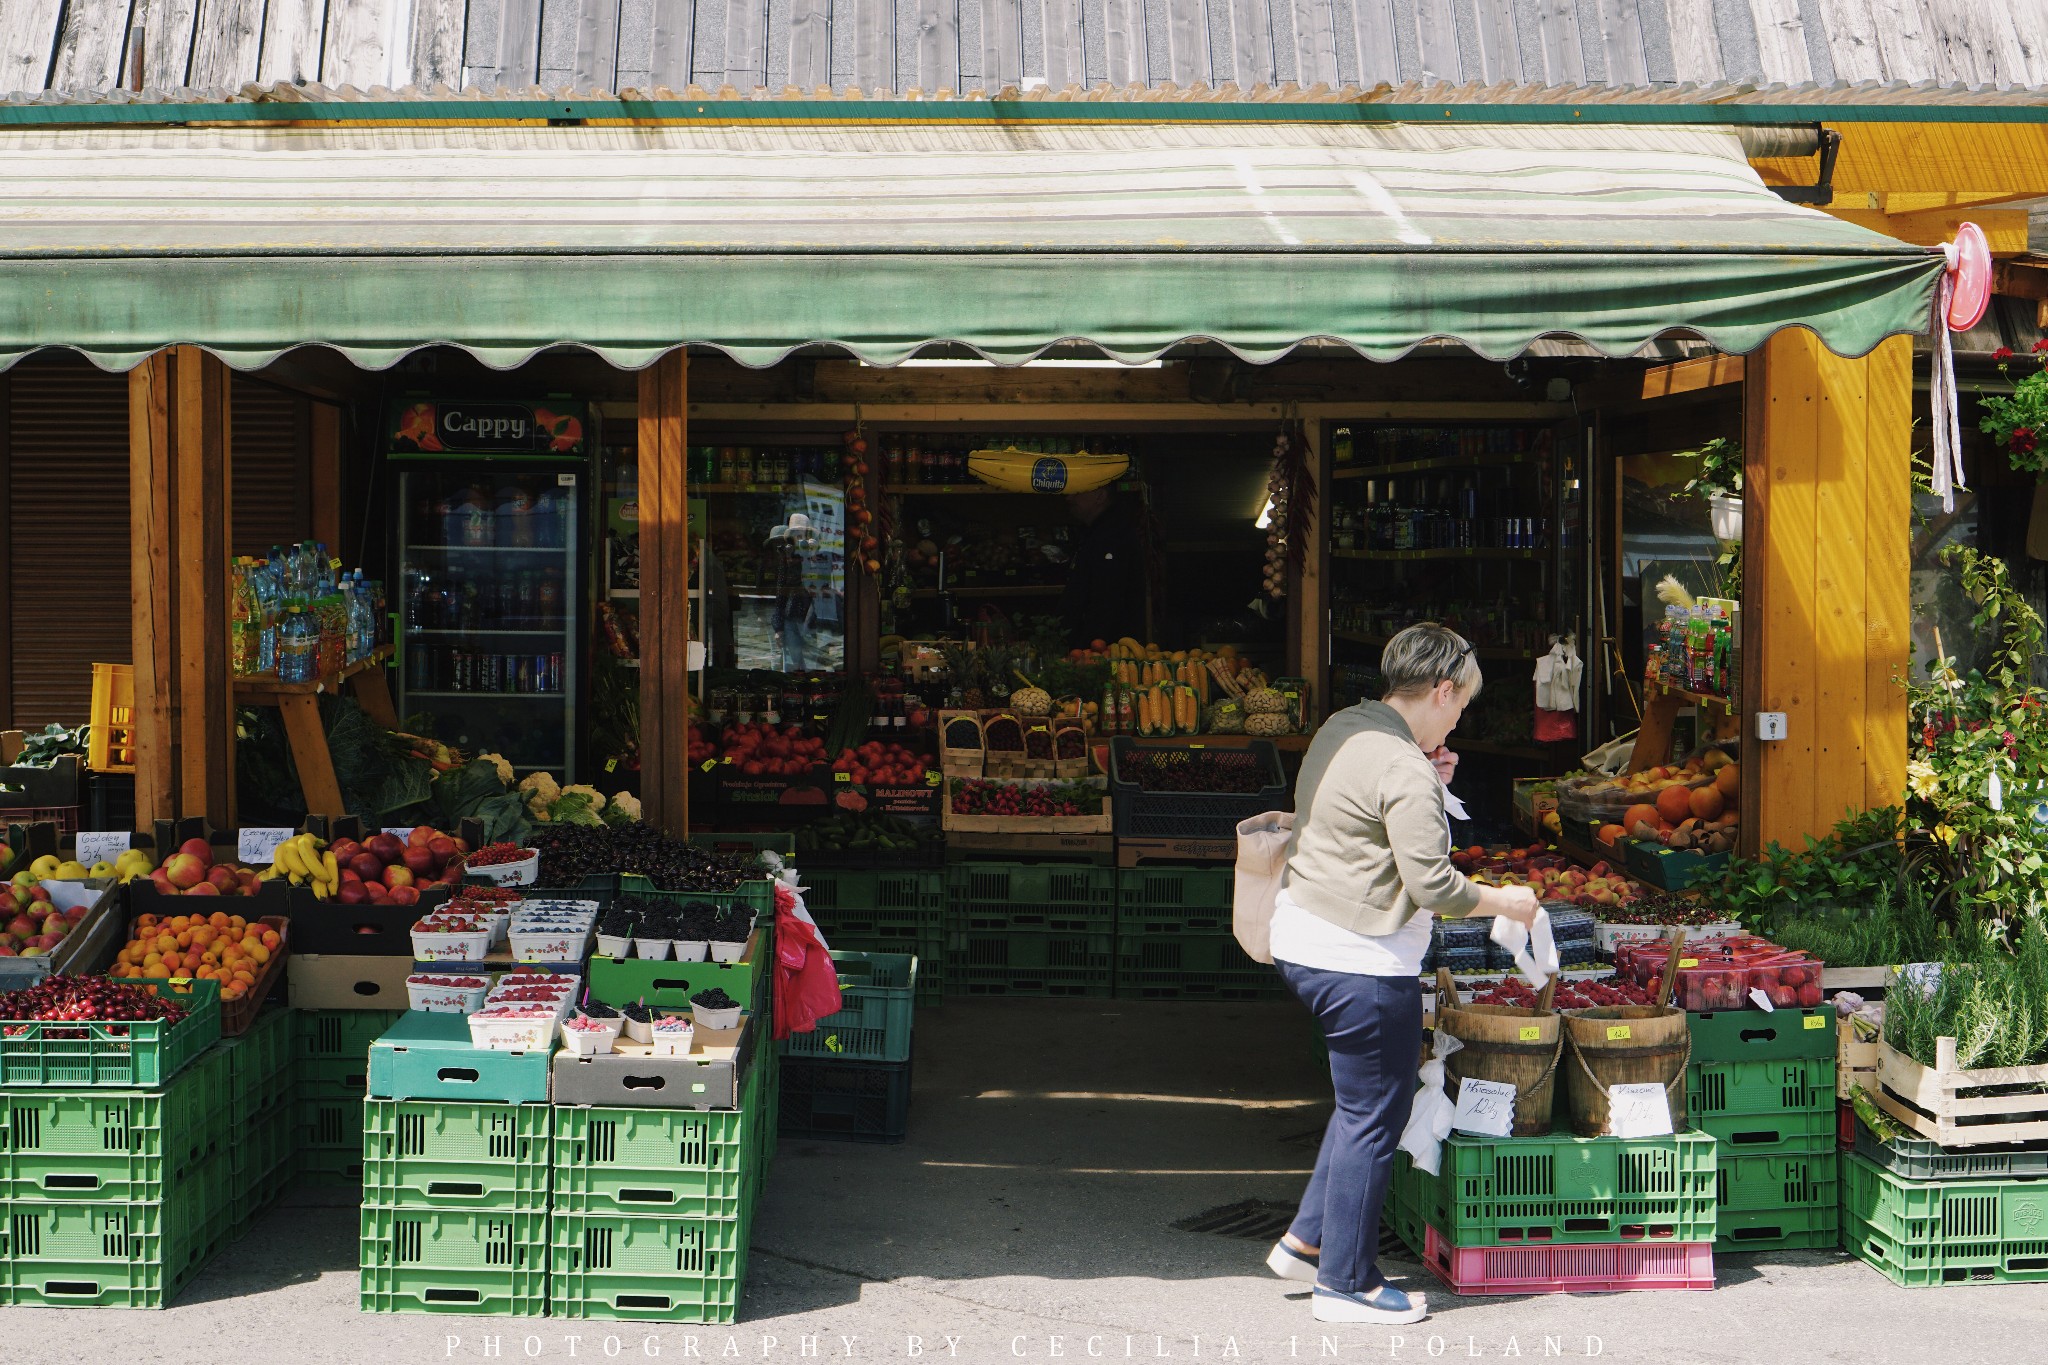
[1929,245,1968,514]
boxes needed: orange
[1622,804,1661,835]
[1654,785,1694,825]
[1689,786,1725,822]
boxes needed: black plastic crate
[778,1056,912,1144]
[1107,738,1288,840]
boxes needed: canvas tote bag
[1233,811,1295,965]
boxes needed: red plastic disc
[1948,221,1992,332]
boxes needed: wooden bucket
[1437,1003,1564,1136]
[1561,1005,1692,1138]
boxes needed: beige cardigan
[1282,700,1483,935]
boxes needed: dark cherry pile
[0,975,190,1030]
[1115,748,1275,794]
[1466,974,1659,1009]
[952,779,1098,817]
[531,825,758,892]
[691,987,740,1010]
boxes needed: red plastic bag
[773,887,843,1040]
[1534,707,1578,742]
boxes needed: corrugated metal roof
[10,0,2048,103]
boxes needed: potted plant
[1678,437,1744,543]
[1977,342,2048,552]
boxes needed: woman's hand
[1426,744,1459,787]
[1477,883,1541,926]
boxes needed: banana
[321,851,339,884]
[275,841,309,879]
[966,446,1127,494]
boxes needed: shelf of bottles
[396,469,582,771]
[231,542,389,685]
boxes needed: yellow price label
[700,760,717,773]
[834,772,851,783]
[925,770,942,787]
[1518,1026,1542,1041]
[1679,958,1700,968]
[605,758,618,773]
[1805,1015,1827,1029]
[1607,1025,1632,1041]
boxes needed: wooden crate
[1839,1012,1883,1099]
[1874,1036,2048,1147]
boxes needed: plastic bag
[1398,1029,1465,1176]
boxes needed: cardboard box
[288,952,415,1010]
[550,1018,756,1110]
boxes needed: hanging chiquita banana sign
[967,448,1130,493]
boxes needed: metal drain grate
[1174,1199,1298,1240]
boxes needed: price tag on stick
[1452,1078,1517,1138]
[1608,1083,1675,1138]
[74,831,131,866]
[237,827,295,866]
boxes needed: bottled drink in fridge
[229,560,261,676]
[278,606,319,683]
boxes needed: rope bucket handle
[1568,1028,1694,1100]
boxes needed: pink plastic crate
[1422,1225,1715,1295]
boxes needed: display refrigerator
[388,400,591,776]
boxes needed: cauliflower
[608,791,643,823]
[477,752,515,786]
[562,784,605,811]
[518,771,562,806]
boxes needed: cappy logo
[1031,458,1068,493]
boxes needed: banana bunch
[261,832,339,900]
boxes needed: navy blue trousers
[1278,963,1425,1294]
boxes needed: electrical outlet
[1755,712,1788,742]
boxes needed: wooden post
[637,351,690,835]
[1293,421,1326,720]
[1743,330,1910,850]
[129,346,235,828]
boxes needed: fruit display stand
[231,646,398,818]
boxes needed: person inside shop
[1059,485,1147,648]
[1263,623,1540,1326]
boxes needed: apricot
[1690,785,1726,821]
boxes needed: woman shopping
[1264,623,1540,1324]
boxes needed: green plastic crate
[362,1099,551,1212]
[1113,929,1286,1000]
[359,1207,549,1316]
[299,1051,372,1100]
[1688,1056,1836,1118]
[296,1145,364,1186]
[1716,1149,1838,1213]
[947,861,1117,932]
[948,927,1114,998]
[1689,1007,1836,1063]
[295,1008,403,1061]
[1854,1119,2048,1183]
[618,874,774,921]
[367,1012,552,1106]
[553,1105,754,1217]
[1400,1127,1718,1246]
[588,952,765,1016]
[1694,1106,1838,1152]
[1116,866,1234,931]
[220,1005,295,1108]
[0,1151,223,1307]
[231,1093,296,1183]
[1716,1203,1841,1251]
[549,1209,750,1322]
[826,930,945,1004]
[799,867,944,918]
[0,978,222,1089]
[0,1047,226,1203]
[1843,1149,2048,1254]
[1114,967,1286,1002]
[299,1090,364,1149]
[689,832,795,858]
[780,951,917,1063]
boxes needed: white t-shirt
[1269,884,1432,977]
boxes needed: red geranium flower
[2032,338,2048,353]
[1995,346,2015,360]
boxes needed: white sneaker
[1312,1282,1427,1324]
[1266,1240,1320,1283]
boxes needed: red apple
[365,833,405,864]
[185,881,220,896]
[406,826,435,850]
[0,945,17,956]
[6,915,36,940]
[39,912,66,937]
[402,846,436,876]
[364,881,390,903]
[382,865,415,890]
[26,885,49,904]
[349,852,385,881]
[337,882,369,905]
[388,885,420,906]
[33,931,62,950]
[427,836,458,868]
[178,837,214,866]
[61,904,87,922]
[163,853,207,890]
[339,868,363,886]
[328,838,362,865]
[206,865,238,893]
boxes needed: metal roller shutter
[5,355,130,729]
[232,380,309,558]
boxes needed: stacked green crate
[296,1009,402,1190]
[358,1097,553,1315]
[0,1042,232,1307]
[800,865,945,1004]
[778,950,915,1143]
[1115,866,1283,1001]
[1686,1008,1840,1251]
[946,861,1115,998]
[549,1064,767,1323]
[220,1006,297,1237]
[1842,1135,2048,1286]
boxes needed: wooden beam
[129,347,236,828]
[637,352,690,835]
[310,401,343,552]
[1294,422,1326,724]
[1825,207,2030,253]
[1863,337,1912,818]
[1574,355,1745,410]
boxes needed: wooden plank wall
[18,0,2048,94]
[636,352,690,835]
[1743,330,1910,851]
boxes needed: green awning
[0,121,1942,371]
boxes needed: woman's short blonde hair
[1381,623,1484,699]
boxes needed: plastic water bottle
[254,560,281,672]
[277,605,319,683]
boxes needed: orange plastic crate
[87,663,136,773]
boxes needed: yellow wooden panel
[1754,330,1821,849]
[1813,343,1867,834]
[1753,122,2048,199]
[1824,208,2029,253]
[1862,336,1912,816]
